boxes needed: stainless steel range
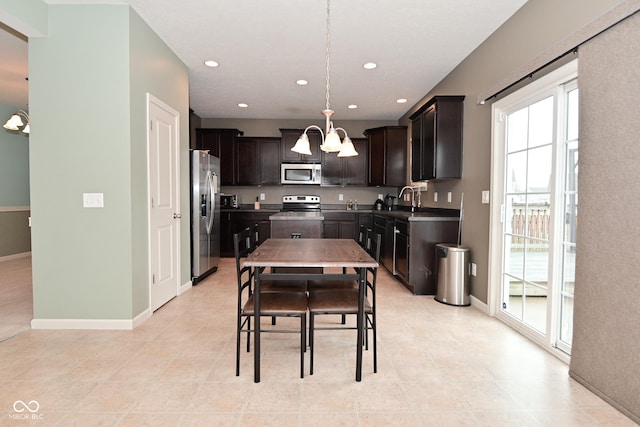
[281,195,321,212]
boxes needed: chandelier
[3,110,30,134]
[291,0,358,157]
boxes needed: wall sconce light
[3,110,30,134]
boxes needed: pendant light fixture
[3,110,30,134]
[291,0,358,158]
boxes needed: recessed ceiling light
[204,60,219,67]
[296,79,308,86]
[363,62,377,70]
[238,103,248,108]
[396,98,408,104]
[347,104,358,109]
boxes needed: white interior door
[148,94,180,311]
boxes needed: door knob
[173,213,182,219]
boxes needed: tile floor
[0,257,636,426]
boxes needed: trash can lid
[436,243,470,252]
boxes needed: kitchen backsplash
[223,186,398,209]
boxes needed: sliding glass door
[490,60,578,357]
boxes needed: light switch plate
[83,193,104,208]
[434,192,438,202]
[471,263,477,276]
[482,190,490,204]
[260,193,265,201]
[447,192,452,203]
[339,194,344,201]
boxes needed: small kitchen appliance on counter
[220,194,238,209]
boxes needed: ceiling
[2,0,528,121]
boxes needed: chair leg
[300,314,306,379]
[236,315,241,376]
[372,313,377,373]
[309,313,315,375]
[246,316,251,353]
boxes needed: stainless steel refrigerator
[190,150,220,283]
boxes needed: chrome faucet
[399,186,416,212]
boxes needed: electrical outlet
[471,263,477,276]
[338,194,344,201]
[447,192,452,203]
[83,193,104,208]
[434,192,438,202]
[260,193,265,201]
[481,190,490,204]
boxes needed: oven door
[281,164,321,184]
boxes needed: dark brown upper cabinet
[194,128,244,186]
[280,128,322,163]
[235,137,281,186]
[320,138,368,186]
[410,96,464,181]
[364,126,407,187]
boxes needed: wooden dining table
[243,238,378,383]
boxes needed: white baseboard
[179,280,193,295]
[470,294,489,314]
[0,252,31,262]
[31,308,153,330]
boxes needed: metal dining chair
[234,226,308,378]
[306,226,370,325]
[307,231,381,375]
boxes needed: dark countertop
[222,205,460,221]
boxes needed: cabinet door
[194,129,220,155]
[259,137,281,185]
[411,116,423,182]
[220,212,233,257]
[195,129,241,186]
[344,138,368,186]
[235,138,259,185]
[281,129,322,163]
[367,130,386,186]
[338,220,357,240]
[435,100,463,179]
[422,106,436,180]
[323,221,339,239]
[385,127,408,187]
[395,227,409,283]
[321,149,343,186]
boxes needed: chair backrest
[365,231,382,291]
[233,227,254,296]
[357,225,369,248]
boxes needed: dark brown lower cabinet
[322,212,357,239]
[220,210,274,257]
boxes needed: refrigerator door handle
[204,171,215,235]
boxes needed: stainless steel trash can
[435,243,470,306]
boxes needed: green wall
[0,102,31,257]
[128,10,190,316]
[0,103,30,206]
[27,4,189,321]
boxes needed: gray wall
[399,0,630,304]
[569,11,640,424]
[0,102,30,257]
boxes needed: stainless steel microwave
[281,163,321,185]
